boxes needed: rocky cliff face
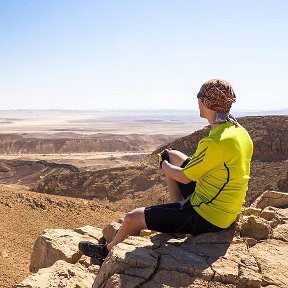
[14,191,288,288]
[0,160,79,186]
[240,116,288,161]
[36,165,163,201]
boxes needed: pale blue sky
[0,0,287,111]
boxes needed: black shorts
[178,157,196,199]
[144,158,223,236]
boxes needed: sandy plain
[0,152,148,170]
[0,109,205,135]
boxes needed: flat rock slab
[14,259,98,288]
[30,226,103,272]
[249,239,288,288]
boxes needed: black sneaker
[78,241,109,260]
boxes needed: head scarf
[197,79,236,113]
[197,79,238,126]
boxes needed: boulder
[93,236,159,288]
[260,206,277,221]
[272,223,288,242]
[251,190,288,209]
[30,226,103,272]
[102,221,121,243]
[74,226,104,240]
[242,207,262,217]
[240,215,272,240]
[14,259,98,288]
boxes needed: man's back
[183,122,253,228]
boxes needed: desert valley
[0,111,287,288]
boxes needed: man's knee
[124,211,135,225]
[168,150,188,167]
[124,208,145,226]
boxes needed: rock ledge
[15,191,288,288]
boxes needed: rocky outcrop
[15,191,288,288]
[36,165,163,201]
[14,259,98,288]
[240,116,288,162]
[0,160,79,186]
[251,190,288,209]
[30,226,104,272]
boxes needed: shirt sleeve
[183,138,223,181]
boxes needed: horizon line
[0,108,287,113]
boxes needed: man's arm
[162,160,191,184]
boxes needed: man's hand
[157,149,169,168]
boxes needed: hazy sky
[0,1,287,111]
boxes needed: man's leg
[107,150,189,250]
[165,150,189,202]
[79,208,147,258]
[107,207,146,251]
[168,150,189,166]
[79,150,190,259]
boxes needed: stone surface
[92,231,267,288]
[30,226,102,273]
[14,259,97,288]
[242,207,262,217]
[74,225,104,240]
[102,221,121,243]
[251,190,288,209]
[245,237,258,247]
[240,215,272,240]
[93,237,159,288]
[249,239,288,288]
[272,223,288,242]
[275,207,288,220]
[260,207,277,221]
[139,229,159,237]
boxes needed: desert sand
[0,109,206,135]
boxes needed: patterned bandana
[197,79,236,113]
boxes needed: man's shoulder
[197,136,220,154]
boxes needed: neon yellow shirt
[183,122,253,228]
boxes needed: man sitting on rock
[79,79,254,261]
